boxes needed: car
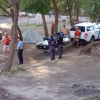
[36,32,70,52]
[70,22,100,43]
[19,12,27,17]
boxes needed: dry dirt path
[0,43,100,100]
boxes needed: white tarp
[22,29,43,44]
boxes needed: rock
[91,86,95,88]
[70,84,80,88]
[2,93,10,98]
[84,84,90,87]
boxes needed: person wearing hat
[48,36,56,60]
[73,27,81,47]
[2,32,10,59]
[57,34,63,59]
[17,37,23,65]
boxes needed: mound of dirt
[0,86,27,100]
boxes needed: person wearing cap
[2,32,10,59]
[61,25,69,38]
[48,36,56,60]
[17,37,23,65]
[73,27,81,47]
[57,34,63,59]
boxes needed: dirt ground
[1,39,100,100]
[0,16,100,100]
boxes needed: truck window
[70,26,85,32]
[94,24,99,29]
[98,23,100,28]
[87,26,94,31]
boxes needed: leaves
[83,0,100,22]
[20,0,52,14]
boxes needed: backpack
[0,33,2,40]
[4,36,10,45]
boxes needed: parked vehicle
[19,12,27,17]
[70,22,100,42]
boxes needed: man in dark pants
[17,37,23,65]
[57,35,63,59]
[48,36,56,60]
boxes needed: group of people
[0,24,81,64]
[49,35,63,60]
[0,28,23,65]
[49,24,81,60]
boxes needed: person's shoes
[53,58,55,60]
[51,58,54,60]
[58,56,62,59]
[18,63,23,65]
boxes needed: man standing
[73,27,81,48]
[2,32,10,59]
[48,36,56,60]
[57,34,63,59]
[17,37,23,65]
[61,25,69,38]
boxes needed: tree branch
[52,0,59,11]
[0,5,11,17]
[5,0,20,8]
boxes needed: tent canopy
[22,29,43,44]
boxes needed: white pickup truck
[70,22,100,42]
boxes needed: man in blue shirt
[57,34,63,59]
[17,37,23,65]
[48,36,56,60]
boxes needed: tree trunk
[79,41,100,55]
[10,9,22,39]
[0,6,22,39]
[17,25,23,39]
[69,14,73,26]
[76,7,79,22]
[2,2,19,72]
[52,0,59,32]
[41,13,49,37]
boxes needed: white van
[70,22,100,42]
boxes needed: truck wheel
[90,36,95,43]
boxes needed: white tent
[22,29,43,44]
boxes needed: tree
[0,0,20,72]
[83,0,100,22]
[21,0,52,37]
[79,41,100,55]
[60,0,75,26]
[0,2,22,39]
[60,0,84,25]
[52,0,59,32]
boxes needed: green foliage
[62,19,66,22]
[83,0,100,22]
[20,0,52,14]
[4,67,24,75]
